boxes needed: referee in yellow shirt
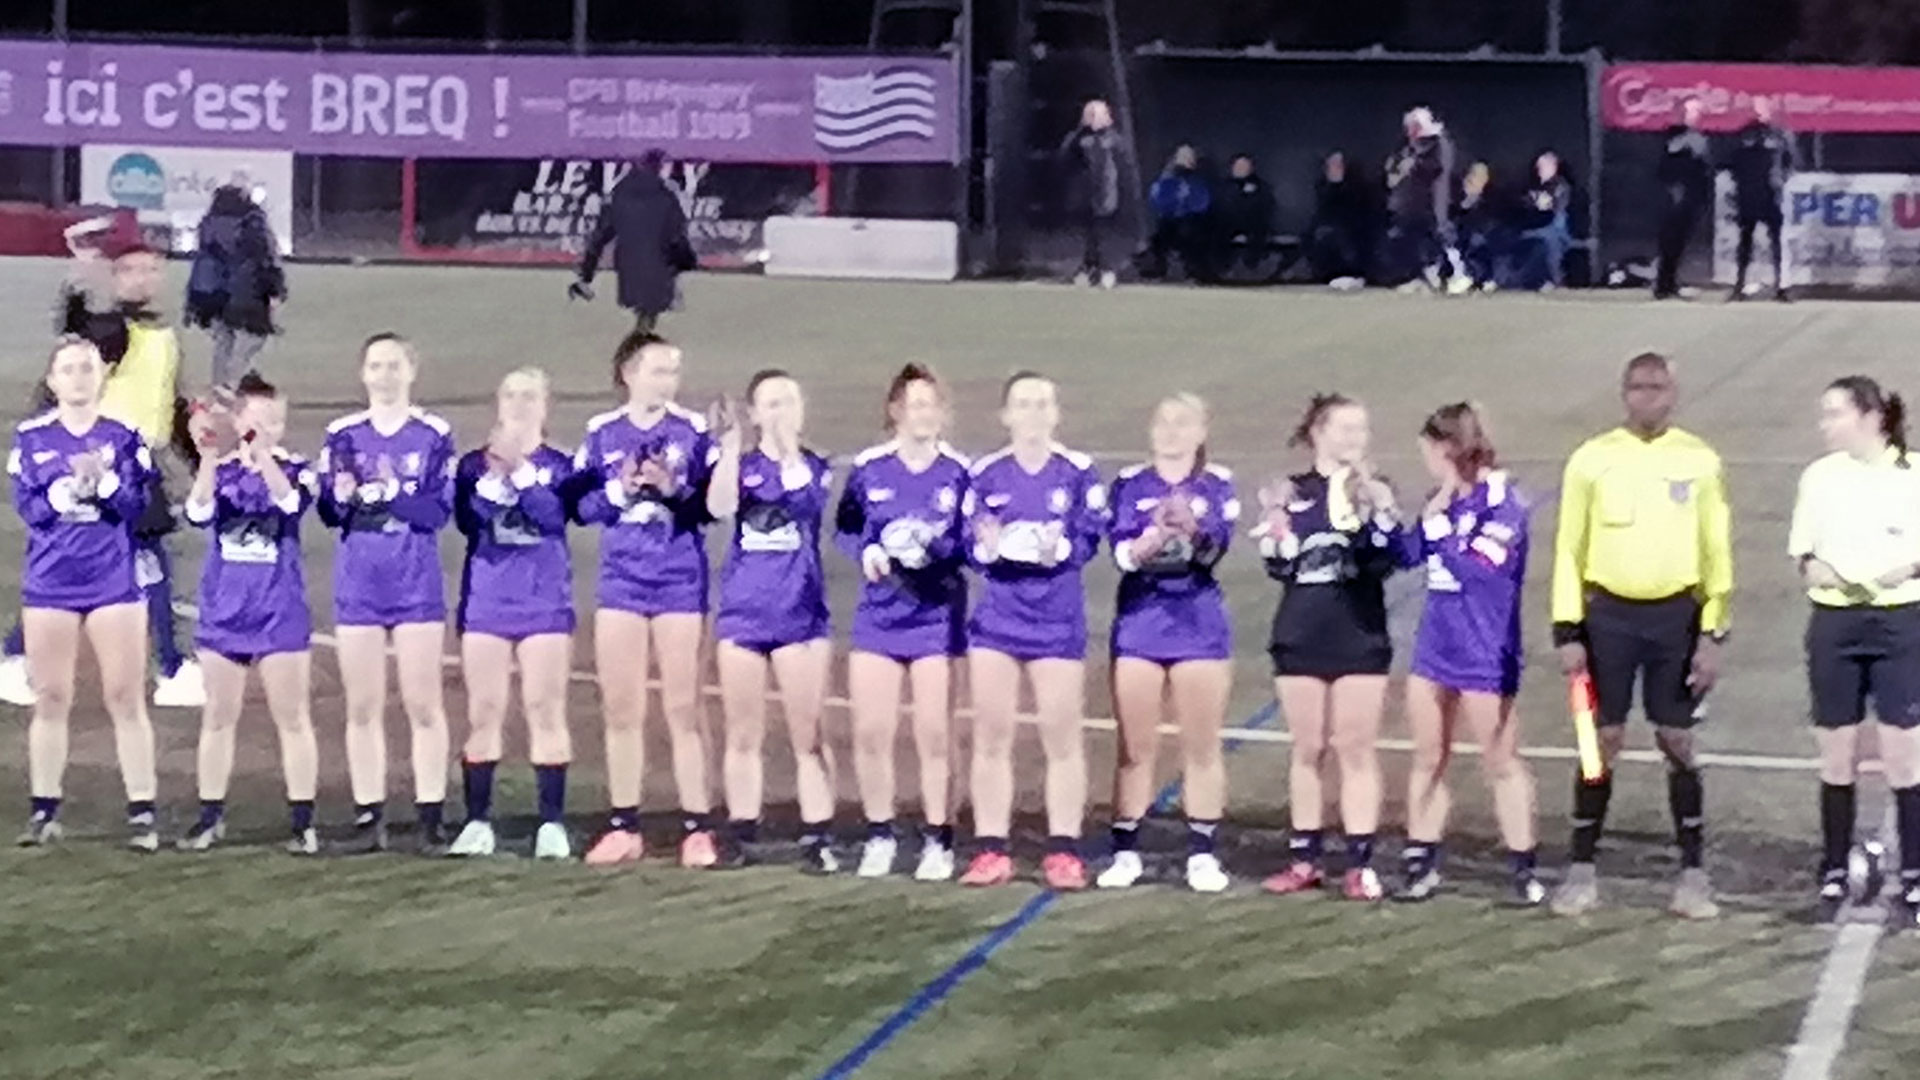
[1790,376,1920,926]
[1549,352,1733,919]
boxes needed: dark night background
[0,0,1912,65]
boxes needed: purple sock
[534,764,566,824]
[462,760,497,823]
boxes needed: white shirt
[1788,448,1920,607]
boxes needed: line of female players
[13,329,1543,903]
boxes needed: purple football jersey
[188,450,316,658]
[835,441,970,660]
[317,408,455,628]
[1409,470,1529,695]
[964,444,1107,661]
[714,448,832,649]
[10,411,151,612]
[1108,461,1239,663]
[455,445,576,640]
[573,404,714,617]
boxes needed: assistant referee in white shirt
[1789,375,1920,924]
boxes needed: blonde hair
[501,366,551,397]
[1157,392,1211,465]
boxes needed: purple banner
[0,40,961,163]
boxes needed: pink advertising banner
[1604,62,1920,133]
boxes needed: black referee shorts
[1584,589,1704,729]
[1806,603,1920,730]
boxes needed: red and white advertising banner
[1604,62,1920,133]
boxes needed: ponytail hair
[1829,375,1910,465]
[1288,392,1355,450]
[1419,401,1498,477]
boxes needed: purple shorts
[1412,659,1520,698]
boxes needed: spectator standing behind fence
[1729,96,1796,303]
[1217,154,1277,279]
[1654,98,1712,301]
[1146,145,1213,281]
[1310,152,1372,289]
[1515,152,1574,291]
[1386,107,1466,293]
[571,149,698,332]
[1060,99,1123,290]
[186,185,286,389]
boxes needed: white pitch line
[291,624,1835,776]
[1781,923,1882,1080]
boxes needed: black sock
[354,803,384,829]
[1046,834,1079,856]
[462,760,497,823]
[1288,828,1324,866]
[930,823,955,850]
[1346,834,1376,869]
[977,835,1009,855]
[416,801,444,830]
[289,800,315,835]
[729,818,759,845]
[1111,819,1140,853]
[28,795,59,821]
[866,819,894,842]
[1570,775,1613,863]
[609,806,640,833]
[801,821,832,851]
[1187,819,1219,856]
[533,764,566,825]
[196,799,225,828]
[1896,785,1920,879]
[681,812,708,836]
[1668,767,1704,870]
[1820,782,1857,875]
[1403,841,1439,879]
[1508,848,1538,877]
[127,799,156,824]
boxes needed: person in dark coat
[1513,151,1575,290]
[1654,97,1712,300]
[1729,95,1797,302]
[1308,151,1374,286]
[185,184,286,388]
[1385,107,1465,291]
[1060,99,1124,289]
[571,149,698,331]
[1217,153,1277,278]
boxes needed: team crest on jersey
[1190,496,1208,517]
[1668,479,1692,504]
[936,486,956,512]
[664,443,685,465]
[743,472,765,488]
[32,450,56,464]
[867,487,894,503]
[1049,488,1069,513]
[399,452,417,475]
[985,493,1010,509]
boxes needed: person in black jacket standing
[185,184,287,388]
[1385,107,1464,292]
[1730,96,1797,302]
[1060,99,1124,289]
[571,149,698,332]
[1655,98,1712,300]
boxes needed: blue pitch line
[1150,700,1280,815]
[814,891,1058,1080]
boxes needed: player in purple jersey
[575,333,720,869]
[1399,403,1542,905]
[1255,394,1415,902]
[838,364,969,882]
[317,334,455,855]
[10,337,160,850]
[1097,394,1238,894]
[708,369,838,872]
[448,369,577,862]
[959,371,1108,891]
[176,374,322,855]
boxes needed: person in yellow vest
[0,239,205,709]
[1548,351,1733,920]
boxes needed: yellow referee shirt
[1551,426,1734,633]
[1788,448,1920,607]
[98,319,179,448]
